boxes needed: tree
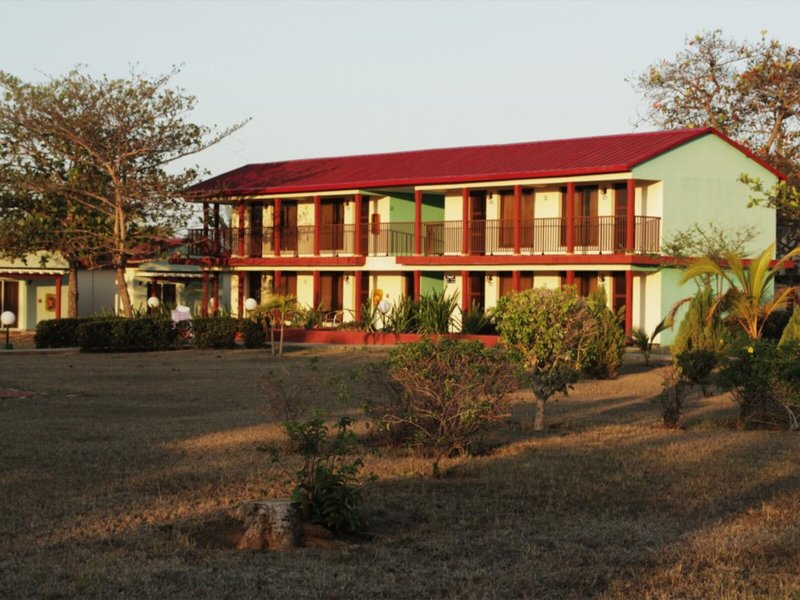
[631,31,800,254]
[0,68,245,316]
[494,287,596,431]
[678,243,800,339]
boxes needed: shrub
[764,309,793,342]
[675,349,717,385]
[583,287,626,379]
[35,317,95,348]
[494,286,595,431]
[239,318,266,349]
[280,413,373,535]
[778,307,800,346]
[460,300,495,334]
[366,338,518,476]
[385,295,418,333]
[291,304,325,330]
[78,317,179,352]
[191,316,238,349]
[671,287,727,356]
[659,366,689,428]
[718,340,800,429]
[417,289,459,334]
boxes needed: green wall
[421,272,443,296]
[381,191,445,222]
[632,133,777,254]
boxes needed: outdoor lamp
[147,296,160,309]
[244,297,258,312]
[1,310,15,350]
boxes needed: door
[469,191,486,255]
[0,280,19,316]
[319,272,344,312]
[500,190,535,249]
[468,272,485,309]
[320,198,344,252]
[614,184,628,252]
[250,203,263,257]
[280,201,298,253]
[561,187,598,246]
[359,198,370,255]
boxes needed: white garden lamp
[1,310,15,350]
[147,296,160,309]
[244,297,258,312]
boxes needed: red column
[313,196,321,256]
[313,270,321,306]
[55,275,62,320]
[566,182,575,254]
[201,272,210,317]
[461,188,470,255]
[565,270,575,286]
[354,270,363,322]
[626,179,636,253]
[212,274,220,316]
[274,197,282,256]
[414,190,423,255]
[237,272,244,317]
[273,270,282,294]
[512,270,521,292]
[461,270,469,312]
[354,193,363,256]
[625,270,634,337]
[413,270,421,301]
[513,185,522,254]
[237,201,245,256]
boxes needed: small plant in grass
[631,328,653,366]
[280,412,374,535]
[675,349,717,385]
[659,366,689,429]
[494,286,595,431]
[718,339,800,429]
[385,295,418,333]
[583,287,625,379]
[366,338,519,477]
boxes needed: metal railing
[186,216,661,258]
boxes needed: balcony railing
[187,216,661,259]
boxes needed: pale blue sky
[3,0,800,177]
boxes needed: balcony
[186,216,660,259]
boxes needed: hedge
[191,317,239,349]
[78,318,180,352]
[35,317,96,348]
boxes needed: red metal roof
[189,128,784,197]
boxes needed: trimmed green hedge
[191,317,239,349]
[35,317,96,348]
[239,318,266,349]
[78,318,180,352]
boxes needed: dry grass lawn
[2,345,800,599]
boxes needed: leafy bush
[494,286,595,431]
[291,304,325,330]
[35,317,96,348]
[671,287,727,356]
[78,317,179,352]
[778,308,800,346]
[366,338,518,476]
[417,289,459,334]
[718,340,800,429]
[191,316,238,349]
[460,300,495,334]
[239,318,266,349]
[583,287,626,379]
[659,366,689,428]
[631,328,652,366]
[385,295,418,333]
[675,349,717,385]
[281,413,373,535]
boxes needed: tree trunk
[533,396,546,431]
[67,262,79,318]
[114,266,133,317]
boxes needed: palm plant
[678,243,800,340]
[262,294,297,355]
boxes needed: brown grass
[2,346,800,598]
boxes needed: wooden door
[614,184,628,252]
[320,198,344,252]
[0,280,19,315]
[250,204,263,257]
[359,198,369,255]
[319,272,344,311]
[469,191,486,255]
[280,201,298,253]
[468,272,485,309]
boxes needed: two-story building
[185,128,780,344]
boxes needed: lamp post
[244,297,258,320]
[1,311,16,350]
[147,295,160,317]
